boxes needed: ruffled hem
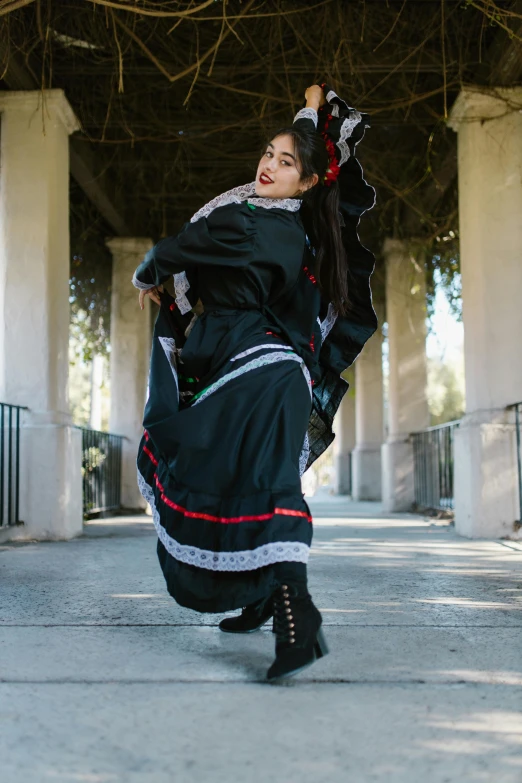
[138,469,310,573]
[137,434,312,575]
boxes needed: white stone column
[381,239,429,512]
[107,238,152,510]
[0,90,82,540]
[352,312,384,501]
[448,87,522,539]
[334,369,355,495]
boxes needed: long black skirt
[137,298,314,613]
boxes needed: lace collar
[190,182,301,223]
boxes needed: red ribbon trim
[141,440,312,523]
[143,444,158,467]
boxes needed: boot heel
[314,628,329,659]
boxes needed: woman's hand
[139,285,163,310]
[304,85,325,111]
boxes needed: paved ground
[1,491,522,782]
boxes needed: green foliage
[428,356,465,426]
[69,184,113,362]
[69,327,92,426]
[426,233,461,323]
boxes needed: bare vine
[1,0,520,326]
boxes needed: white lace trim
[325,89,338,104]
[192,350,312,407]
[320,302,338,342]
[300,362,312,396]
[325,91,341,119]
[337,112,362,166]
[131,272,155,291]
[230,343,292,362]
[158,337,179,402]
[137,469,310,572]
[247,197,301,212]
[190,181,301,223]
[190,182,256,223]
[324,89,362,166]
[173,271,192,315]
[293,107,318,128]
[299,431,310,477]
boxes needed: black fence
[80,427,124,516]
[411,420,460,512]
[0,402,27,528]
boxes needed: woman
[132,83,377,682]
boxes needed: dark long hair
[270,126,349,316]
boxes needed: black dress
[132,102,377,613]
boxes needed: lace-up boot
[266,583,328,682]
[219,596,274,634]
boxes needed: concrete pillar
[352,312,384,501]
[334,369,355,495]
[107,238,152,510]
[448,87,522,539]
[381,239,429,512]
[0,90,82,540]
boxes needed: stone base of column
[381,438,414,512]
[334,453,352,495]
[123,439,148,511]
[1,424,83,542]
[352,445,382,501]
[454,411,521,539]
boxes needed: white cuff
[132,272,155,291]
[173,271,193,315]
[293,107,318,128]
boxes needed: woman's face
[255,133,317,199]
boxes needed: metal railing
[411,420,460,511]
[0,403,27,527]
[79,427,124,516]
[508,402,522,528]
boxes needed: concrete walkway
[1,492,522,782]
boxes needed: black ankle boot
[266,583,328,682]
[219,596,274,634]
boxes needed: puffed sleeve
[132,203,256,290]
